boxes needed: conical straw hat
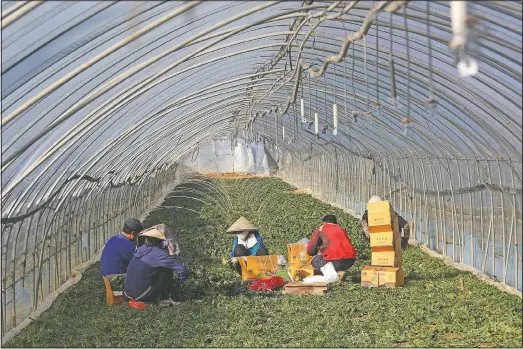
[139,224,167,240]
[138,224,181,255]
[226,217,258,233]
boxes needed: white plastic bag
[320,262,339,283]
[277,255,287,266]
[296,238,310,246]
[303,262,339,284]
[303,275,328,283]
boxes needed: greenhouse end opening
[1,1,522,348]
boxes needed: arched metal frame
[1,0,521,336]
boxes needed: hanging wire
[300,73,305,123]
[343,60,349,125]
[375,10,380,107]
[351,43,358,123]
[315,75,320,138]
[294,100,298,142]
[403,4,413,137]
[341,0,350,126]
[308,73,313,129]
[404,5,411,119]
[363,34,371,118]
[191,144,199,162]
[425,1,436,106]
[333,62,337,106]
[322,70,328,134]
[388,11,397,107]
[274,107,278,146]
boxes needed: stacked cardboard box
[286,243,315,281]
[361,200,404,287]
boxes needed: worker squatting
[99,195,409,307]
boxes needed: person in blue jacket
[226,217,268,274]
[100,218,142,276]
[124,225,189,308]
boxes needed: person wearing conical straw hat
[361,195,410,250]
[225,217,268,274]
[124,224,189,308]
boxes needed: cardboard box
[361,266,379,287]
[287,264,315,281]
[371,247,402,267]
[370,231,396,248]
[367,200,396,228]
[369,215,402,238]
[237,255,281,281]
[370,218,402,266]
[370,220,401,248]
[378,267,404,287]
[287,243,314,265]
[361,266,404,287]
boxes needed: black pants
[311,254,356,272]
[138,268,173,302]
[231,245,269,274]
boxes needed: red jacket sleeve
[307,228,320,256]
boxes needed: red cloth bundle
[248,276,285,292]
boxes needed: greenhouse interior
[1,1,522,347]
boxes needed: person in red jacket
[307,215,357,273]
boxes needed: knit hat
[226,217,258,234]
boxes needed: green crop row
[6,177,521,348]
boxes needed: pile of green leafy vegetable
[6,177,522,348]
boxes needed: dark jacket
[124,245,189,299]
[100,234,135,276]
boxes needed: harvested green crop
[6,177,522,348]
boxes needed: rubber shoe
[158,298,180,308]
[158,300,170,308]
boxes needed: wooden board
[285,281,328,287]
[282,281,328,295]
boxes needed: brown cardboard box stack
[361,200,404,287]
